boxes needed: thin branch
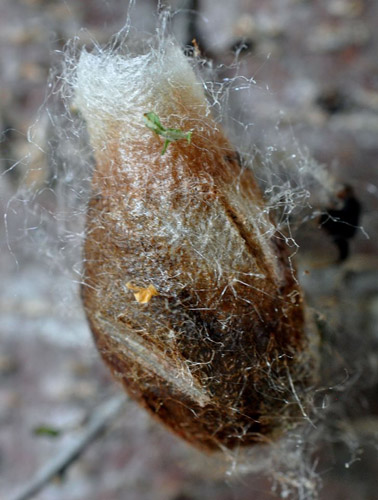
[10,394,127,500]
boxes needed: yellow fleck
[126,282,159,304]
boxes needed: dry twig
[10,395,127,500]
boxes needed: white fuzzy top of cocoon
[73,41,209,146]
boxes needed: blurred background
[1,1,378,499]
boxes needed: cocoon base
[76,39,317,451]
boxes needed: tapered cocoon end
[77,37,318,451]
[74,42,209,146]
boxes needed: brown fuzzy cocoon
[78,42,317,451]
